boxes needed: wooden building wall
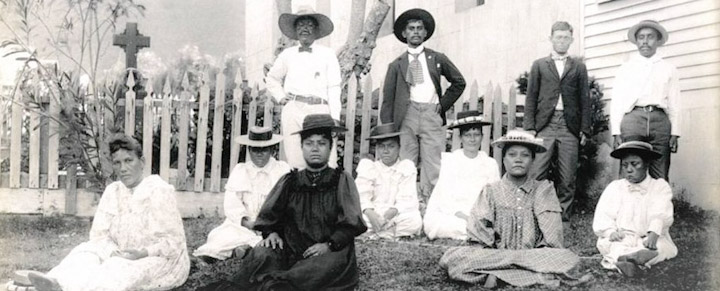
[583,0,720,210]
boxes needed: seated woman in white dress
[424,110,500,240]
[356,123,422,239]
[440,130,588,288]
[593,140,677,277]
[193,126,291,263]
[26,134,189,291]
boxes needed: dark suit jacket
[523,55,590,137]
[380,48,466,129]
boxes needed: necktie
[406,53,424,85]
[299,46,312,53]
[552,55,567,61]
[628,184,647,195]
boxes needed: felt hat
[627,20,669,46]
[610,140,662,160]
[448,110,491,129]
[492,129,547,153]
[293,114,347,135]
[234,126,283,147]
[366,123,402,140]
[279,6,334,40]
[393,8,435,43]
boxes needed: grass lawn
[1,201,718,290]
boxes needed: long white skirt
[596,231,677,269]
[193,221,262,260]
[423,212,467,240]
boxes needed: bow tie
[299,46,312,53]
[552,55,568,61]
[628,184,647,195]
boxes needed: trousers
[620,108,672,180]
[280,100,338,169]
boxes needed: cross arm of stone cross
[113,22,151,69]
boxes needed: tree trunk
[346,0,367,44]
[337,0,391,103]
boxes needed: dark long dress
[200,167,367,291]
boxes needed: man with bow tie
[266,6,342,169]
[523,21,590,224]
[592,141,677,277]
[381,8,466,209]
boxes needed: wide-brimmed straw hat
[393,8,435,43]
[279,6,334,40]
[367,123,402,140]
[492,129,547,153]
[611,141,662,160]
[293,114,347,135]
[448,110,491,129]
[234,126,283,147]
[627,20,668,46]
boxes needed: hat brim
[292,125,347,135]
[234,135,283,147]
[279,13,334,40]
[367,132,402,140]
[628,21,668,46]
[492,140,547,153]
[610,147,662,160]
[447,117,492,129]
[393,9,435,43]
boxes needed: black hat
[447,110,492,129]
[367,123,402,140]
[611,141,662,160]
[393,8,435,43]
[292,114,347,135]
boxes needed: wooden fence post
[28,108,40,188]
[47,95,59,189]
[451,96,463,151]
[194,71,211,192]
[469,80,479,111]
[125,73,136,136]
[9,89,22,188]
[359,76,373,156]
[160,75,172,181]
[377,81,384,126]
[246,85,258,162]
[481,81,493,154]
[344,75,358,171]
[65,164,77,215]
[210,71,226,192]
[142,88,154,177]
[229,69,244,169]
[492,84,503,165]
[508,86,517,130]
[177,73,191,191]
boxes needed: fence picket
[9,90,22,188]
[210,71,226,192]
[142,92,154,177]
[508,86,517,130]
[229,69,244,168]
[377,81,384,126]
[359,76,373,156]
[344,75,358,171]
[47,96,59,189]
[263,92,273,128]
[246,86,258,162]
[160,76,173,181]
[125,73,136,136]
[177,73,191,190]
[469,80,479,111]
[28,109,40,188]
[493,84,503,164]
[481,81,493,154]
[194,72,211,192]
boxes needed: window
[455,0,485,12]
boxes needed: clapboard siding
[586,23,720,57]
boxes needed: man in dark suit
[524,21,590,223]
[381,8,465,209]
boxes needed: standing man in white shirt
[266,6,342,169]
[611,20,680,180]
[381,8,466,209]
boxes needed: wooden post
[359,76,373,156]
[142,90,154,177]
[159,75,172,181]
[493,84,503,165]
[210,71,226,192]
[246,85,258,162]
[508,86,517,130]
[176,73,191,191]
[481,81,493,153]
[65,164,77,215]
[469,80,479,110]
[47,96,59,189]
[124,73,136,136]
[229,69,244,168]
[28,109,40,188]
[343,75,358,170]
[451,98,463,151]
[194,71,211,192]
[9,90,22,188]
[377,81,384,126]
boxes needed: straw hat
[627,20,668,46]
[610,141,662,160]
[366,123,402,140]
[393,8,435,43]
[234,126,283,147]
[447,110,491,129]
[492,129,547,153]
[279,6,334,40]
[292,114,347,135]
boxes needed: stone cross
[113,23,150,69]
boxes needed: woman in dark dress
[201,114,367,291]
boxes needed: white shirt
[551,52,567,111]
[592,175,674,238]
[355,158,419,214]
[266,44,342,120]
[407,45,438,104]
[223,158,291,225]
[611,53,681,136]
